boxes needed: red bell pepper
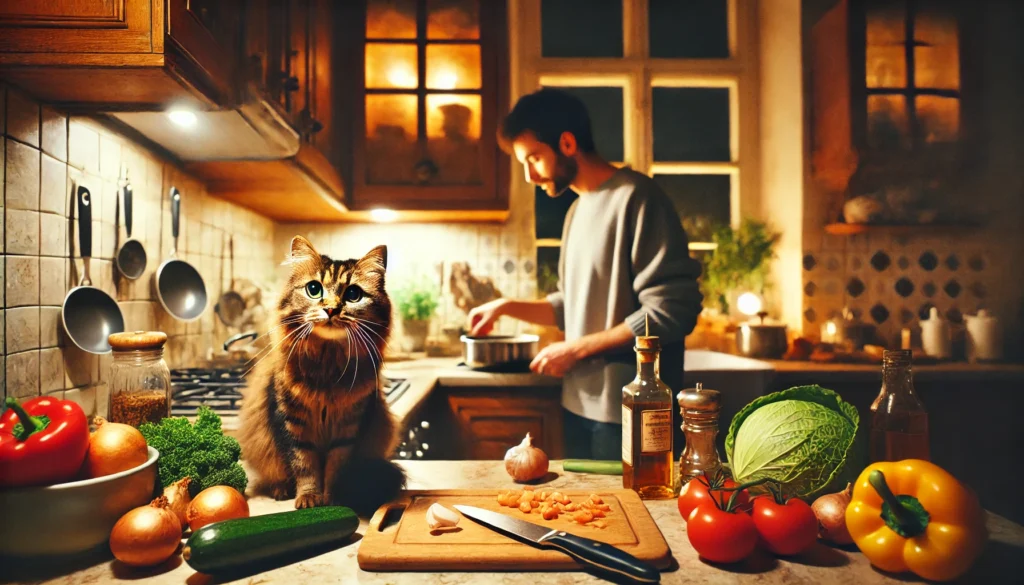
[0,396,90,488]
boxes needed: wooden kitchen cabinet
[0,0,240,108]
[810,0,977,194]
[435,388,563,461]
[338,0,509,217]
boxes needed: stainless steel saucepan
[461,334,539,371]
[155,187,208,321]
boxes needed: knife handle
[541,530,660,583]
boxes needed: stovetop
[170,367,410,417]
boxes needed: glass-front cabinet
[348,0,508,213]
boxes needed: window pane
[867,94,910,150]
[535,186,578,240]
[426,44,481,89]
[649,0,729,59]
[365,43,418,89]
[367,0,417,39]
[427,0,479,39]
[916,96,959,143]
[653,87,730,162]
[541,0,622,58]
[543,86,624,163]
[652,174,730,242]
[866,0,907,88]
[426,95,482,184]
[914,9,959,90]
[537,246,562,296]
[366,95,418,184]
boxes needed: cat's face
[280,236,391,343]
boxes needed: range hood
[111,87,301,161]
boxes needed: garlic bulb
[504,433,549,483]
[426,503,460,530]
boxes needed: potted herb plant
[700,218,781,316]
[393,278,440,353]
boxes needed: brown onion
[109,497,182,567]
[84,417,149,479]
[162,477,193,532]
[812,482,854,545]
[186,486,250,532]
[504,433,549,483]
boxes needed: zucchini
[182,506,359,574]
[563,459,623,475]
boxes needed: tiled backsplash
[2,85,276,417]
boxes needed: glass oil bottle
[622,316,674,499]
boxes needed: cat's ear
[357,245,387,276]
[287,236,321,270]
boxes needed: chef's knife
[453,504,660,583]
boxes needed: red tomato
[677,476,750,521]
[751,496,818,556]
[687,500,759,564]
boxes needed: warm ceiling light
[370,208,398,223]
[167,109,197,129]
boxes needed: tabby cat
[239,236,405,514]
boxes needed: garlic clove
[426,503,460,530]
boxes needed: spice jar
[677,382,723,485]
[107,331,171,428]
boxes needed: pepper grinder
[677,383,723,485]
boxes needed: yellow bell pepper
[846,459,987,582]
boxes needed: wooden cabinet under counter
[426,386,564,461]
[0,0,239,108]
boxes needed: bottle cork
[636,313,660,360]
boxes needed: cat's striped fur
[239,236,405,514]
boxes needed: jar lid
[108,331,168,351]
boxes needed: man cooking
[468,88,704,460]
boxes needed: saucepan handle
[77,185,93,285]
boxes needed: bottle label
[621,405,632,465]
[641,409,672,453]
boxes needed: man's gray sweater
[547,168,704,424]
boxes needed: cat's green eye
[343,285,363,303]
[305,281,323,299]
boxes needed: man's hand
[467,298,508,336]
[530,341,583,378]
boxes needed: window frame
[512,0,760,250]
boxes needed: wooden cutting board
[357,489,673,572]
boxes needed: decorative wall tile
[6,209,40,255]
[6,139,40,210]
[40,306,62,348]
[68,120,100,173]
[40,347,64,393]
[40,107,67,162]
[967,254,986,272]
[39,257,67,306]
[7,350,40,398]
[6,89,40,147]
[870,251,891,272]
[99,135,122,181]
[896,255,911,270]
[40,213,67,257]
[944,279,962,299]
[6,256,39,307]
[945,254,960,271]
[65,386,98,418]
[918,251,939,271]
[894,277,915,298]
[802,253,816,271]
[40,154,67,216]
[64,345,98,388]
[0,310,4,354]
[6,306,39,353]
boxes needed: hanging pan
[154,187,208,321]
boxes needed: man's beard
[547,155,578,197]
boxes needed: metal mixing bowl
[0,446,159,557]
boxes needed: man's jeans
[562,408,622,460]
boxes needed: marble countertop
[8,460,1023,585]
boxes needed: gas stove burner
[170,367,410,417]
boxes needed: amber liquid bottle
[870,350,930,462]
[622,329,674,499]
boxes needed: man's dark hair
[499,88,597,155]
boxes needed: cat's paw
[269,484,295,501]
[295,491,324,509]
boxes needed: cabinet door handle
[282,75,300,92]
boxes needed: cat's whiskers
[349,326,381,397]
[353,322,385,372]
[242,323,308,377]
[283,322,314,371]
[333,323,355,387]
[346,316,393,349]
[243,315,317,364]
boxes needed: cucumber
[182,506,359,574]
[563,459,623,475]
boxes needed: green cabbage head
[725,385,860,499]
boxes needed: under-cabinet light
[167,109,198,129]
[370,208,398,223]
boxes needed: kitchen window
[511,0,759,292]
